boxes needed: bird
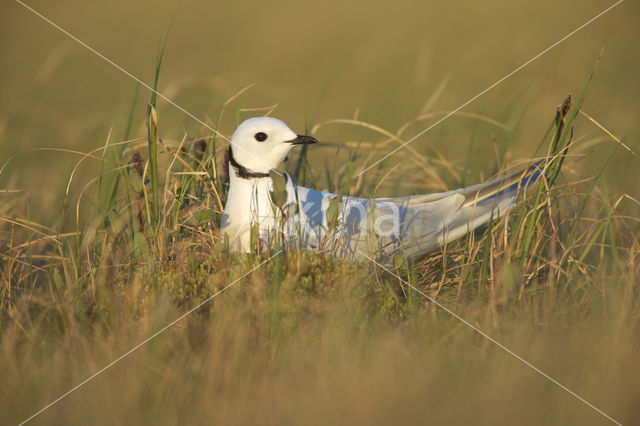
[220,117,542,261]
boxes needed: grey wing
[282,162,541,260]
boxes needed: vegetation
[1,1,638,424]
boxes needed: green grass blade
[150,2,180,107]
[146,104,159,223]
[144,4,180,225]
[102,84,141,227]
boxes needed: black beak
[286,134,318,145]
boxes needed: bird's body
[221,117,541,260]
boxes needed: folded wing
[283,161,542,260]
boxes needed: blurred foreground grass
[1,0,639,424]
[4,251,639,425]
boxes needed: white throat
[221,166,276,251]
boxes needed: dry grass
[2,89,639,425]
[1,1,639,424]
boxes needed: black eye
[254,132,268,142]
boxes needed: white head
[229,117,318,175]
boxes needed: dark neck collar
[228,147,271,179]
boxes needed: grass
[2,1,640,424]
[2,69,639,425]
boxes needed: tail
[459,160,544,208]
[402,161,544,256]
[441,160,544,246]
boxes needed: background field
[1,0,639,425]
